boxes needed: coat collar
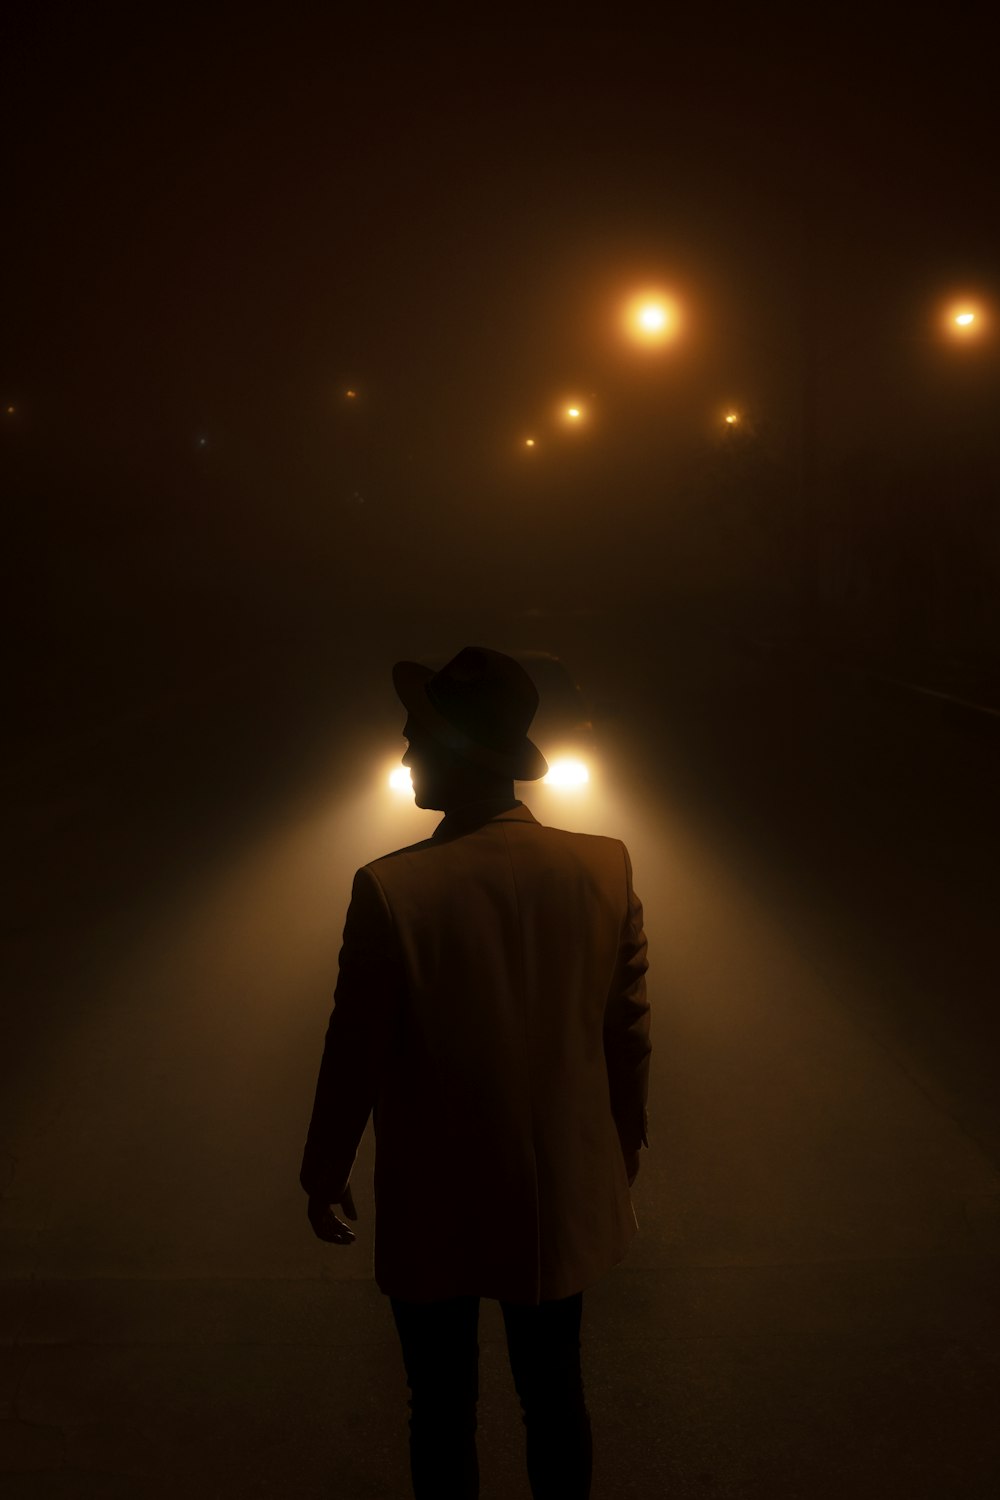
[432,799,539,843]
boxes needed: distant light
[557,399,588,427]
[624,290,680,344]
[525,437,536,447]
[197,436,208,448]
[5,405,14,415]
[543,758,590,788]
[942,300,986,339]
[345,389,358,398]
[389,767,413,793]
[724,412,739,425]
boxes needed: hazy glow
[623,290,680,344]
[388,766,413,793]
[525,437,536,447]
[543,758,590,788]
[554,396,589,427]
[941,298,988,339]
[345,389,358,398]
[725,412,739,425]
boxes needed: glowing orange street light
[638,303,667,333]
[623,290,681,345]
[940,298,989,340]
[554,400,586,425]
[554,396,590,429]
[524,437,536,447]
[345,389,358,399]
[717,406,756,439]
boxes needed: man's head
[392,646,548,811]
[401,717,514,810]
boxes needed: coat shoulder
[362,818,631,892]
[365,836,438,873]
[533,823,628,862]
[542,824,624,849]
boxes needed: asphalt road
[3,606,999,1497]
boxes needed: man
[301,645,650,1500]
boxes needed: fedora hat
[393,646,548,782]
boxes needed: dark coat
[301,802,650,1304]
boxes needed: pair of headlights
[388,756,590,794]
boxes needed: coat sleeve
[603,842,651,1157]
[300,865,403,1200]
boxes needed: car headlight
[386,757,592,795]
[541,757,590,788]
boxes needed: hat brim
[393,659,548,782]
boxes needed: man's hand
[307,1183,358,1245]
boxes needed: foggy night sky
[3,9,999,616]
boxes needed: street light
[638,304,667,333]
[939,297,990,341]
[623,290,681,345]
[718,407,757,440]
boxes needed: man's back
[359,804,650,1304]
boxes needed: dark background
[3,8,998,719]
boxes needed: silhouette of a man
[301,646,650,1500]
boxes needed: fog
[3,14,999,1496]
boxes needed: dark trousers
[389,1290,592,1500]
